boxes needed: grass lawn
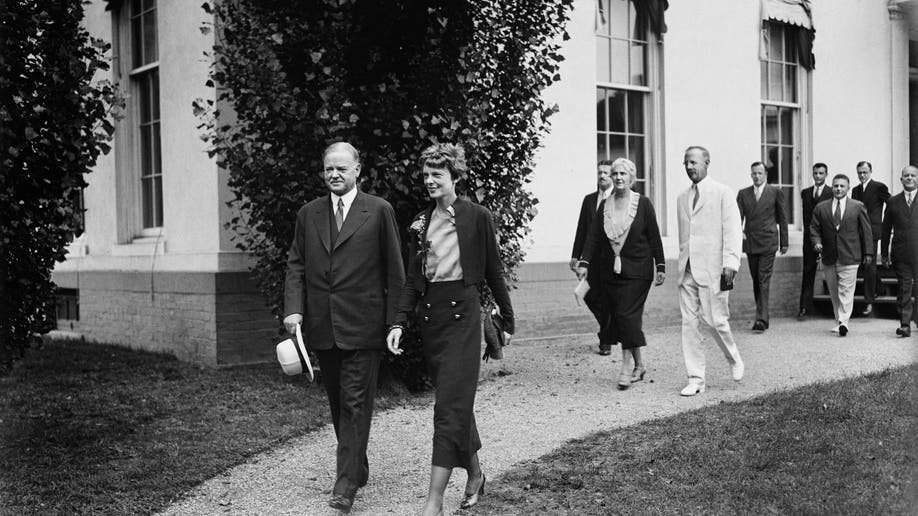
[481,364,918,515]
[0,338,421,515]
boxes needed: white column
[888,1,910,189]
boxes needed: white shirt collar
[861,178,871,188]
[833,196,846,212]
[331,187,359,220]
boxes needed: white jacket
[677,176,743,288]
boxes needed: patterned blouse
[424,205,464,281]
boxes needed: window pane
[628,135,644,180]
[760,61,768,99]
[630,1,646,41]
[140,125,152,176]
[596,0,610,35]
[782,186,795,221]
[780,146,794,185]
[153,175,163,227]
[596,38,610,82]
[151,70,160,120]
[609,134,626,162]
[609,39,629,84]
[763,146,779,182]
[132,16,142,67]
[768,24,783,62]
[142,177,153,228]
[632,179,645,195]
[139,74,151,122]
[596,89,607,131]
[784,64,796,103]
[763,105,778,144]
[609,0,629,39]
[143,11,157,63]
[597,133,608,162]
[784,26,798,64]
[768,63,783,102]
[780,108,793,144]
[142,0,155,12]
[627,90,644,134]
[152,122,162,174]
[131,0,142,13]
[630,43,645,86]
[607,89,626,133]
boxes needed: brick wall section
[52,271,276,366]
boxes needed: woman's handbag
[482,307,506,361]
[276,323,315,381]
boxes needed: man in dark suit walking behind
[881,165,918,337]
[570,159,614,354]
[851,161,890,316]
[798,162,833,319]
[283,142,405,512]
[737,161,788,331]
[811,174,873,337]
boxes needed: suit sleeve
[380,202,406,326]
[810,205,823,249]
[579,200,604,266]
[736,192,746,228]
[858,203,874,257]
[483,209,515,335]
[283,207,308,317]
[879,183,891,204]
[644,198,665,272]
[721,187,743,272]
[393,218,423,328]
[881,203,894,260]
[775,187,789,248]
[571,196,591,259]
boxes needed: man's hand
[722,268,736,284]
[569,258,579,272]
[779,246,788,255]
[813,243,823,253]
[283,313,303,334]
[386,327,404,355]
[575,266,588,281]
[654,271,666,286]
[882,255,891,267]
[863,255,873,266]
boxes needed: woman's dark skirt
[418,279,482,469]
[599,275,652,350]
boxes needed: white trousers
[679,269,742,383]
[823,263,859,326]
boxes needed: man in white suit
[677,146,745,396]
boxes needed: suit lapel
[333,191,370,251]
[452,198,474,266]
[312,195,332,253]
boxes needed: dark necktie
[833,201,841,227]
[908,192,913,208]
[814,187,819,200]
[335,199,344,230]
[692,184,699,209]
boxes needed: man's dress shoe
[797,309,808,320]
[860,304,873,316]
[329,494,354,513]
[731,359,745,381]
[896,326,911,337]
[752,321,766,332]
[839,324,848,337]
[680,382,705,396]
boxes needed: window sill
[111,236,166,257]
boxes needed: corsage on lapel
[409,213,432,275]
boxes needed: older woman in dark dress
[577,157,665,390]
[386,143,514,516]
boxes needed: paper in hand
[574,277,590,306]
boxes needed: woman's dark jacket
[393,198,515,334]
[580,195,665,285]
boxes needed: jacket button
[425,303,431,309]
[450,301,457,307]
[424,316,430,322]
[454,314,461,320]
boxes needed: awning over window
[596,0,669,36]
[760,0,815,70]
[760,0,812,29]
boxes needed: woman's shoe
[459,473,486,509]
[617,369,631,390]
[631,366,646,383]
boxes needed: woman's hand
[386,327,404,355]
[654,271,666,286]
[575,266,588,280]
[503,331,512,346]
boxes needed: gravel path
[159,317,916,515]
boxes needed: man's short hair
[685,146,710,163]
[813,162,828,172]
[323,142,360,163]
[856,160,872,171]
[597,159,615,168]
[832,173,850,185]
[750,161,765,169]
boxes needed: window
[130,0,162,229]
[55,288,79,322]
[595,0,661,197]
[760,21,802,223]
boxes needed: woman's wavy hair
[418,143,469,194]
[610,157,637,186]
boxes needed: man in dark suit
[570,159,613,354]
[737,161,788,331]
[283,142,405,512]
[798,163,833,318]
[851,161,890,316]
[880,165,918,337]
[811,174,873,337]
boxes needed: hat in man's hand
[276,323,315,381]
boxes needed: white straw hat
[276,323,314,381]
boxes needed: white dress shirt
[330,187,358,222]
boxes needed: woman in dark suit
[386,143,514,516]
[577,157,665,390]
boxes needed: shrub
[197,0,572,389]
